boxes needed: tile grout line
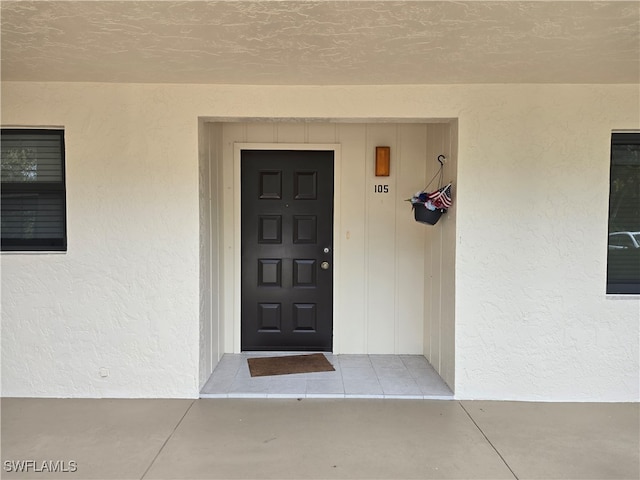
[458,402,520,480]
[400,356,428,395]
[140,399,197,480]
[334,356,348,398]
[370,358,385,396]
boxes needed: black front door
[241,150,334,351]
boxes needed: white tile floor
[200,353,454,399]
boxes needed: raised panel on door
[241,150,334,351]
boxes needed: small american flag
[427,183,452,209]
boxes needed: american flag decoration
[408,155,452,225]
[426,183,452,210]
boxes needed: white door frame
[232,143,342,353]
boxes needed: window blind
[607,132,640,293]
[1,129,67,251]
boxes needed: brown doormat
[247,353,335,377]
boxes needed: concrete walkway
[1,398,638,479]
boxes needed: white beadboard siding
[336,124,367,354]
[198,121,223,390]
[1,82,638,401]
[423,123,457,390]
[198,120,212,389]
[216,121,444,355]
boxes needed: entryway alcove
[198,118,457,397]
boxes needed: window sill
[1,251,67,255]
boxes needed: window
[1,129,67,251]
[607,132,640,294]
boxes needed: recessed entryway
[198,119,458,395]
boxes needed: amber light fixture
[375,146,390,176]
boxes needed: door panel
[241,150,334,351]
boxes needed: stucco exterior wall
[1,82,638,400]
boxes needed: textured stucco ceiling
[1,1,639,85]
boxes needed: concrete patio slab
[0,398,193,479]
[144,399,514,479]
[461,401,640,480]
[2,398,638,480]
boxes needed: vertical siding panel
[423,232,433,359]
[395,124,428,354]
[221,122,246,352]
[275,123,306,143]
[366,124,397,353]
[211,124,224,364]
[307,124,337,144]
[337,124,367,353]
[199,121,213,388]
[440,122,457,389]
[245,123,276,143]
[426,124,445,368]
[423,125,434,362]
[209,123,223,367]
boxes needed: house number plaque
[374,184,389,193]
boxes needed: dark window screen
[1,129,67,251]
[607,132,640,293]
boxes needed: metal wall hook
[437,155,446,166]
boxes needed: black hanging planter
[408,154,453,226]
[413,203,444,225]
